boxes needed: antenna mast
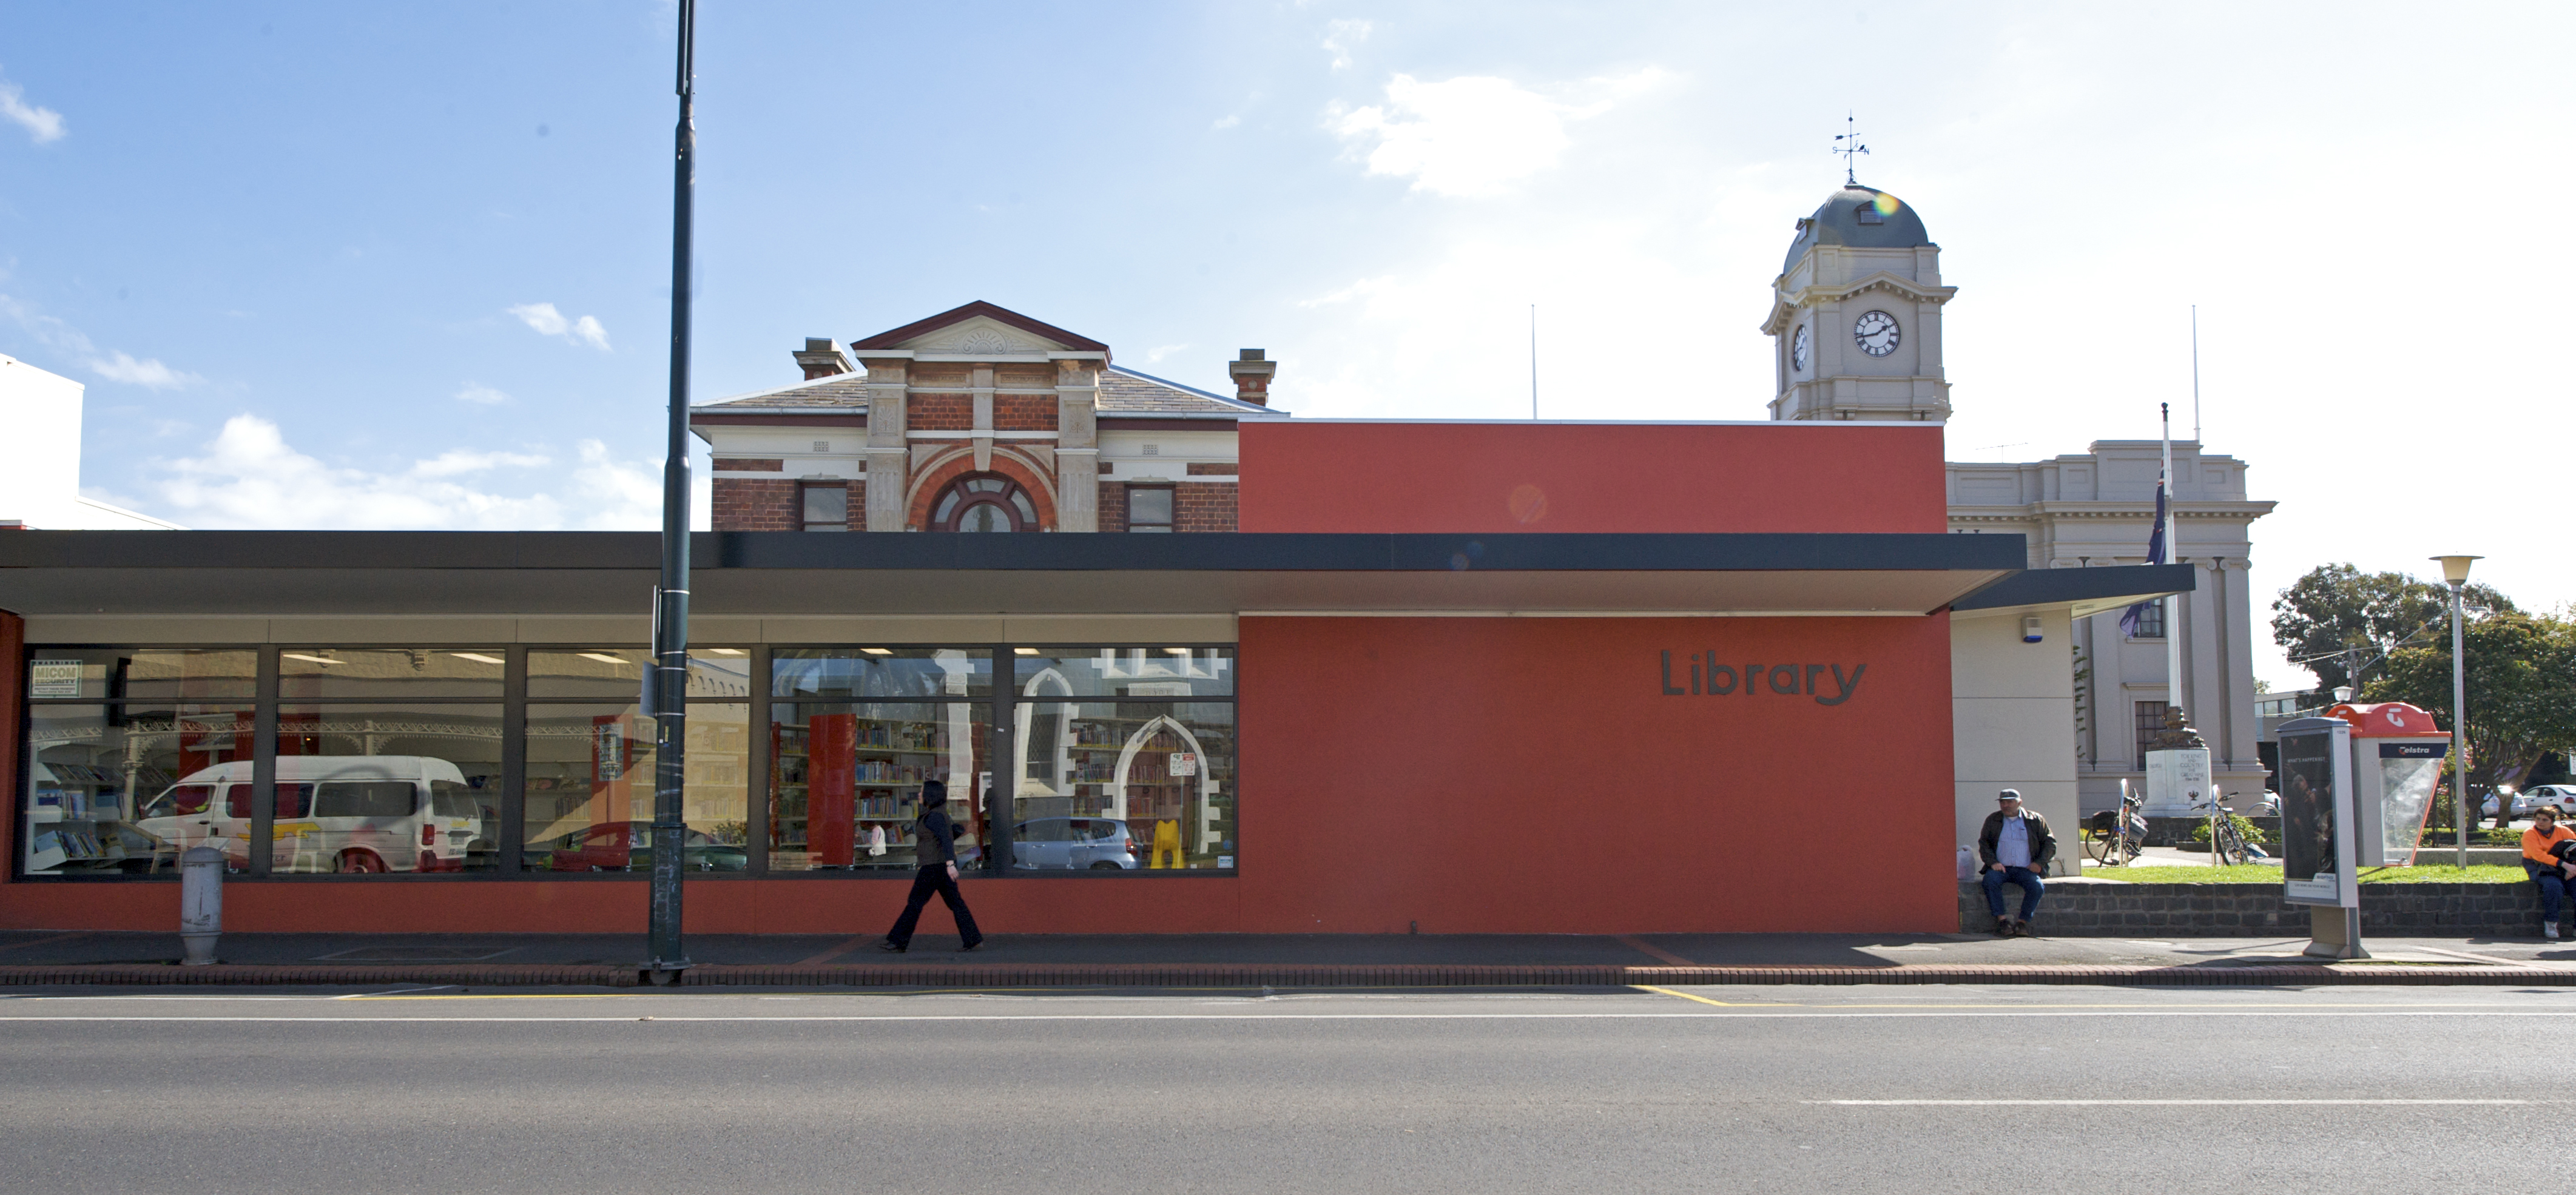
[2190,305,2201,443]
[1832,113,1870,186]
[1529,305,1538,419]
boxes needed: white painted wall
[1952,607,2079,870]
[0,354,181,530]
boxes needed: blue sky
[1,2,2571,686]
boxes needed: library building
[0,188,2200,937]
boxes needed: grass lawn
[2078,863,2532,884]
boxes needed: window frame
[1124,484,1176,533]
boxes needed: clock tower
[1761,184,1957,422]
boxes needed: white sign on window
[29,662,81,699]
[1170,752,1198,777]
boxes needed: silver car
[1011,817,1139,870]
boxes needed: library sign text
[1657,650,1865,706]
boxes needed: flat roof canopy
[0,530,2046,618]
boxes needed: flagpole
[2161,402,2183,722]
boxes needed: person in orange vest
[2523,805,2576,940]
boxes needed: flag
[2119,476,2168,636]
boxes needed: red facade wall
[1236,421,1947,534]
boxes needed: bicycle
[2191,795,2270,866]
[2083,779,2147,866]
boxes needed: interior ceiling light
[861,648,893,656]
[703,648,747,656]
[1013,648,1039,656]
[449,653,505,665]
[280,653,339,667]
[578,652,632,666]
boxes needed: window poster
[2279,729,2343,906]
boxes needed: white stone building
[1764,183,2265,845]
[0,354,183,531]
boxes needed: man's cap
[1997,789,2022,802]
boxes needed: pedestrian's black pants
[885,864,981,948]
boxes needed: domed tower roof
[1782,184,1931,273]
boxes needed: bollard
[179,846,225,966]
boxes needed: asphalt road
[2,983,2568,1193]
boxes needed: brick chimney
[1227,349,1275,406]
[792,337,854,380]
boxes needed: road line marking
[8,1010,2576,1023]
[2407,946,2545,969]
[1809,1099,2529,1106]
[1617,937,1701,966]
[1632,985,1791,1008]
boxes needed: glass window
[801,483,849,532]
[2126,601,2165,640]
[527,648,754,701]
[1126,486,1173,532]
[1011,701,1235,871]
[271,704,503,874]
[25,649,255,701]
[27,704,254,875]
[769,700,989,872]
[522,702,750,873]
[772,648,990,701]
[2134,701,2168,772]
[1013,647,1232,699]
[279,648,506,700]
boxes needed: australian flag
[2119,477,2168,635]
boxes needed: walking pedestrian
[1977,789,2055,937]
[879,779,984,953]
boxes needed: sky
[1,2,2570,690]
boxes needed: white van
[133,756,487,874]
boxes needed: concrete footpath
[3,927,2574,988]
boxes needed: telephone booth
[2325,702,2452,867]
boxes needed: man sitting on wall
[1978,790,2056,937]
[2522,805,2576,941]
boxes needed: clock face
[1853,310,1901,357]
[1790,325,1810,371]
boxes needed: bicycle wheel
[2085,829,2113,864]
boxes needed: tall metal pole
[2450,579,2468,869]
[646,0,698,983]
[1528,305,1537,420]
[2160,403,2183,721]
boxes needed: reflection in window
[772,648,990,701]
[769,701,986,872]
[522,703,750,872]
[1125,486,1173,533]
[801,482,849,532]
[272,704,504,874]
[931,474,1039,532]
[527,648,754,701]
[24,650,257,702]
[279,648,507,701]
[28,704,254,875]
[1011,702,1234,870]
[1013,647,1233,698]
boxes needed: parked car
[538,821,746,872]
[134,756,485,874]
[2518,786,2576,819]
[1010,816,1139,870]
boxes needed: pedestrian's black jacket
[1977,809,2057,872]
[914,809,958,868]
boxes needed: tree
[2271,564,2515,693]
[2368,610,2576,830]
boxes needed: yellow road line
[1630,985,1793,1008]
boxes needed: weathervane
[1832,112,1869,186]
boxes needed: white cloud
[411,448,550,478]
[1329,69,1667,198]
[1211,114,1240,130]
[143,415,705,531]
[1143,343,1188,363]
[1321,19,1371,70]
[88,350,200,389]
[454,382,511,405]
[0,73,66,144]
[507,301,611,350]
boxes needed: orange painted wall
[1237,420,1947,534]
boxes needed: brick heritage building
[692,301,1284,535]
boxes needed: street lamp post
[644,0,699,984]
[2432,554,2481,870]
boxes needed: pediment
[851,300,1109,357]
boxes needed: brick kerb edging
[2,963,2571,989]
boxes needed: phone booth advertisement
[2275,717,2358,909]
[2327,702,2452,867]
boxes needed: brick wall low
[1175,480,1236,532]
[1958,880,2558,936]
[714,458,784,472]
[712,478,796,531]
[1100,481,1128,533]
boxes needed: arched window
[931,474,1040,532]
